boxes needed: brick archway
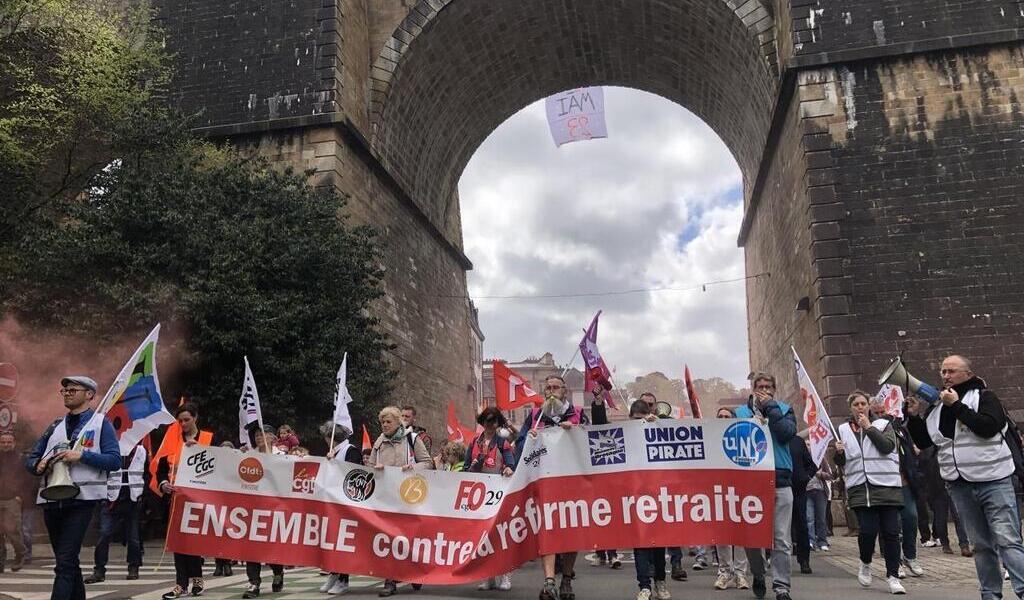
[368,0,779,231]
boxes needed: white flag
[793,346,835,467]
[238,356,264,447]
[876,384,905,419]
[93,324,174,454]
[545,87,608,147]
[332,353,354,434]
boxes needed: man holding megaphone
[24,376,121,600]
[904,355,1024,599]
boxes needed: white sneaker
[858,563,873,587]
[904,559,923,577]
[922,539,938,548]
[320,574,340,593]
[897,565,907,579]
[653,580,671,600]
[714,572,732,590]
[820,544,830,551]
[1005,569,1010,581]
[478,578,495,591]
[497,573,512,591]
[328,578,349,595]
[636,589,653,600]
[887,576,906,594]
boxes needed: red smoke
[0,316,185,442]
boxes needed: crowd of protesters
[4,354,1024,600]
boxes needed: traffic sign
[0,404,13,429]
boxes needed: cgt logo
[238,457,264,484]
[292,461,320,494]
[187,450,216,478]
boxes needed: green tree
[2,113,394,442]
[1,0,167,234]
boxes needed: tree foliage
[2,113,395,442]
[1,0,168,233]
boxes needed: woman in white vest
[834,390,906,595]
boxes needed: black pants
[173,553,204,588]
[246,562,282,585]
[913,481,931,542]
[929,486,970,546]
[792,487,810,564]
[854,505,901,578]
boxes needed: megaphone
[40,444,81,502]
[654,401,674,419]
[877,357,940,405]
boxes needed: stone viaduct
[155,0,1024,428]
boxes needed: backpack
[1000,408,1024,487]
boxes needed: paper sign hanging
[546,87,608,147]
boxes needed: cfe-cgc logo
[722,421,769,467]
[399,475,428,505]
[187,450,216,479]
[644,425,706,463]
[237,457,264,487]
[343,469,376,502]
[292,461,320,494]
[588,428,626,466]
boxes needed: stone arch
[367,0,779,228]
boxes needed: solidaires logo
[722,421,769,467]
[588,427,626,466]
[399,474,428,505]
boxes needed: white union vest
[106,446,148,502]
[927,389,1014,483]
[37,412,109,503]
[839,419,901,490]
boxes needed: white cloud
[458,87,749,387]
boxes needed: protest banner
[876,384,905,419]
[166,418,775,584]
[546,87,608,147]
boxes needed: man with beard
[516,374,584,600]
[906,355,1024,599]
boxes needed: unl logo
[292,461,320,494]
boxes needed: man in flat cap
[25,376,120,600]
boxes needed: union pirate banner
[166,419,775,584]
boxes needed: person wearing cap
[24,375,120,600]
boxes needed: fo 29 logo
[454,481,504,511]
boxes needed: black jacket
[789,436,817,493]
[907,377,1006,451]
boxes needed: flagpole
[560,346,580,378]
[329,422,337,455]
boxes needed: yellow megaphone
[877,357,940,404]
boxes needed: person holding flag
[25,375,120,600]
[85,324,173,585]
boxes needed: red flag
[684,365,703,418]
[493,361,543,410]
[446,401,475,444]
[579,311,616,409]
[361,424,372,452]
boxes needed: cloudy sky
[458,87,750,387]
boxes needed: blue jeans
[93,500,142,572]
[633,547,666,589]
[806,488,829,548]
[900,486,918,560]
[948,476,1024,600]
[43,501,96,600]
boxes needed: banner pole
[328,421,337,455]
[560,346,580,378]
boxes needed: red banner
[167,419,775,584]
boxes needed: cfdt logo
[588,428,626,466]
[343,469,376,502]
[722,421,769,467]
[291,461,320,494]
[237,457,264,484]
[187,450,216,478]
[399,475,428,505]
